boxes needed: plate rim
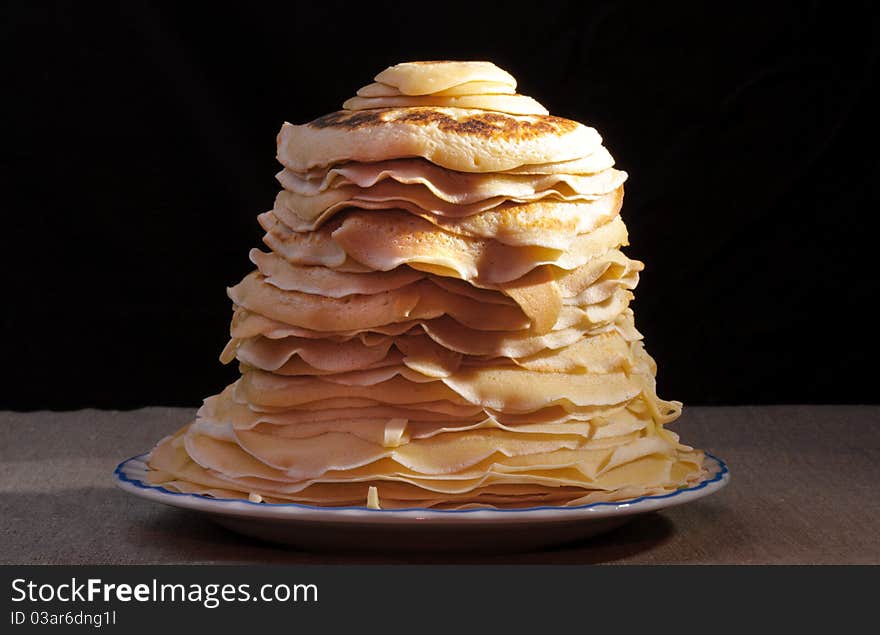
[113,451,729,524]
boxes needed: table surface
[1,405,878,564]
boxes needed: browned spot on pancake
[309,109,578,140]
[310,110,386,129]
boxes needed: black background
[3,1,879,409]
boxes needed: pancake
[272,186,624,249]
[342,94,548,116]
[276,160,627,202]
[329,209,629,283]
[374,61,516,95]
[277,108,602,173]
[357,80,516,98]
[249,248,423,296]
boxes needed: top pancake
[374,61,516,95]
[277,108,602,173]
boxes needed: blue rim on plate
[113,451,729,519]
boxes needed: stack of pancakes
[147,61,705,509]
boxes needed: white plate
[114,452,729,552]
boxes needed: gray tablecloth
[1,406,878,564]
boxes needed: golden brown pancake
[277,108,602,173]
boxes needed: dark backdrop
[3,1,878,409]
